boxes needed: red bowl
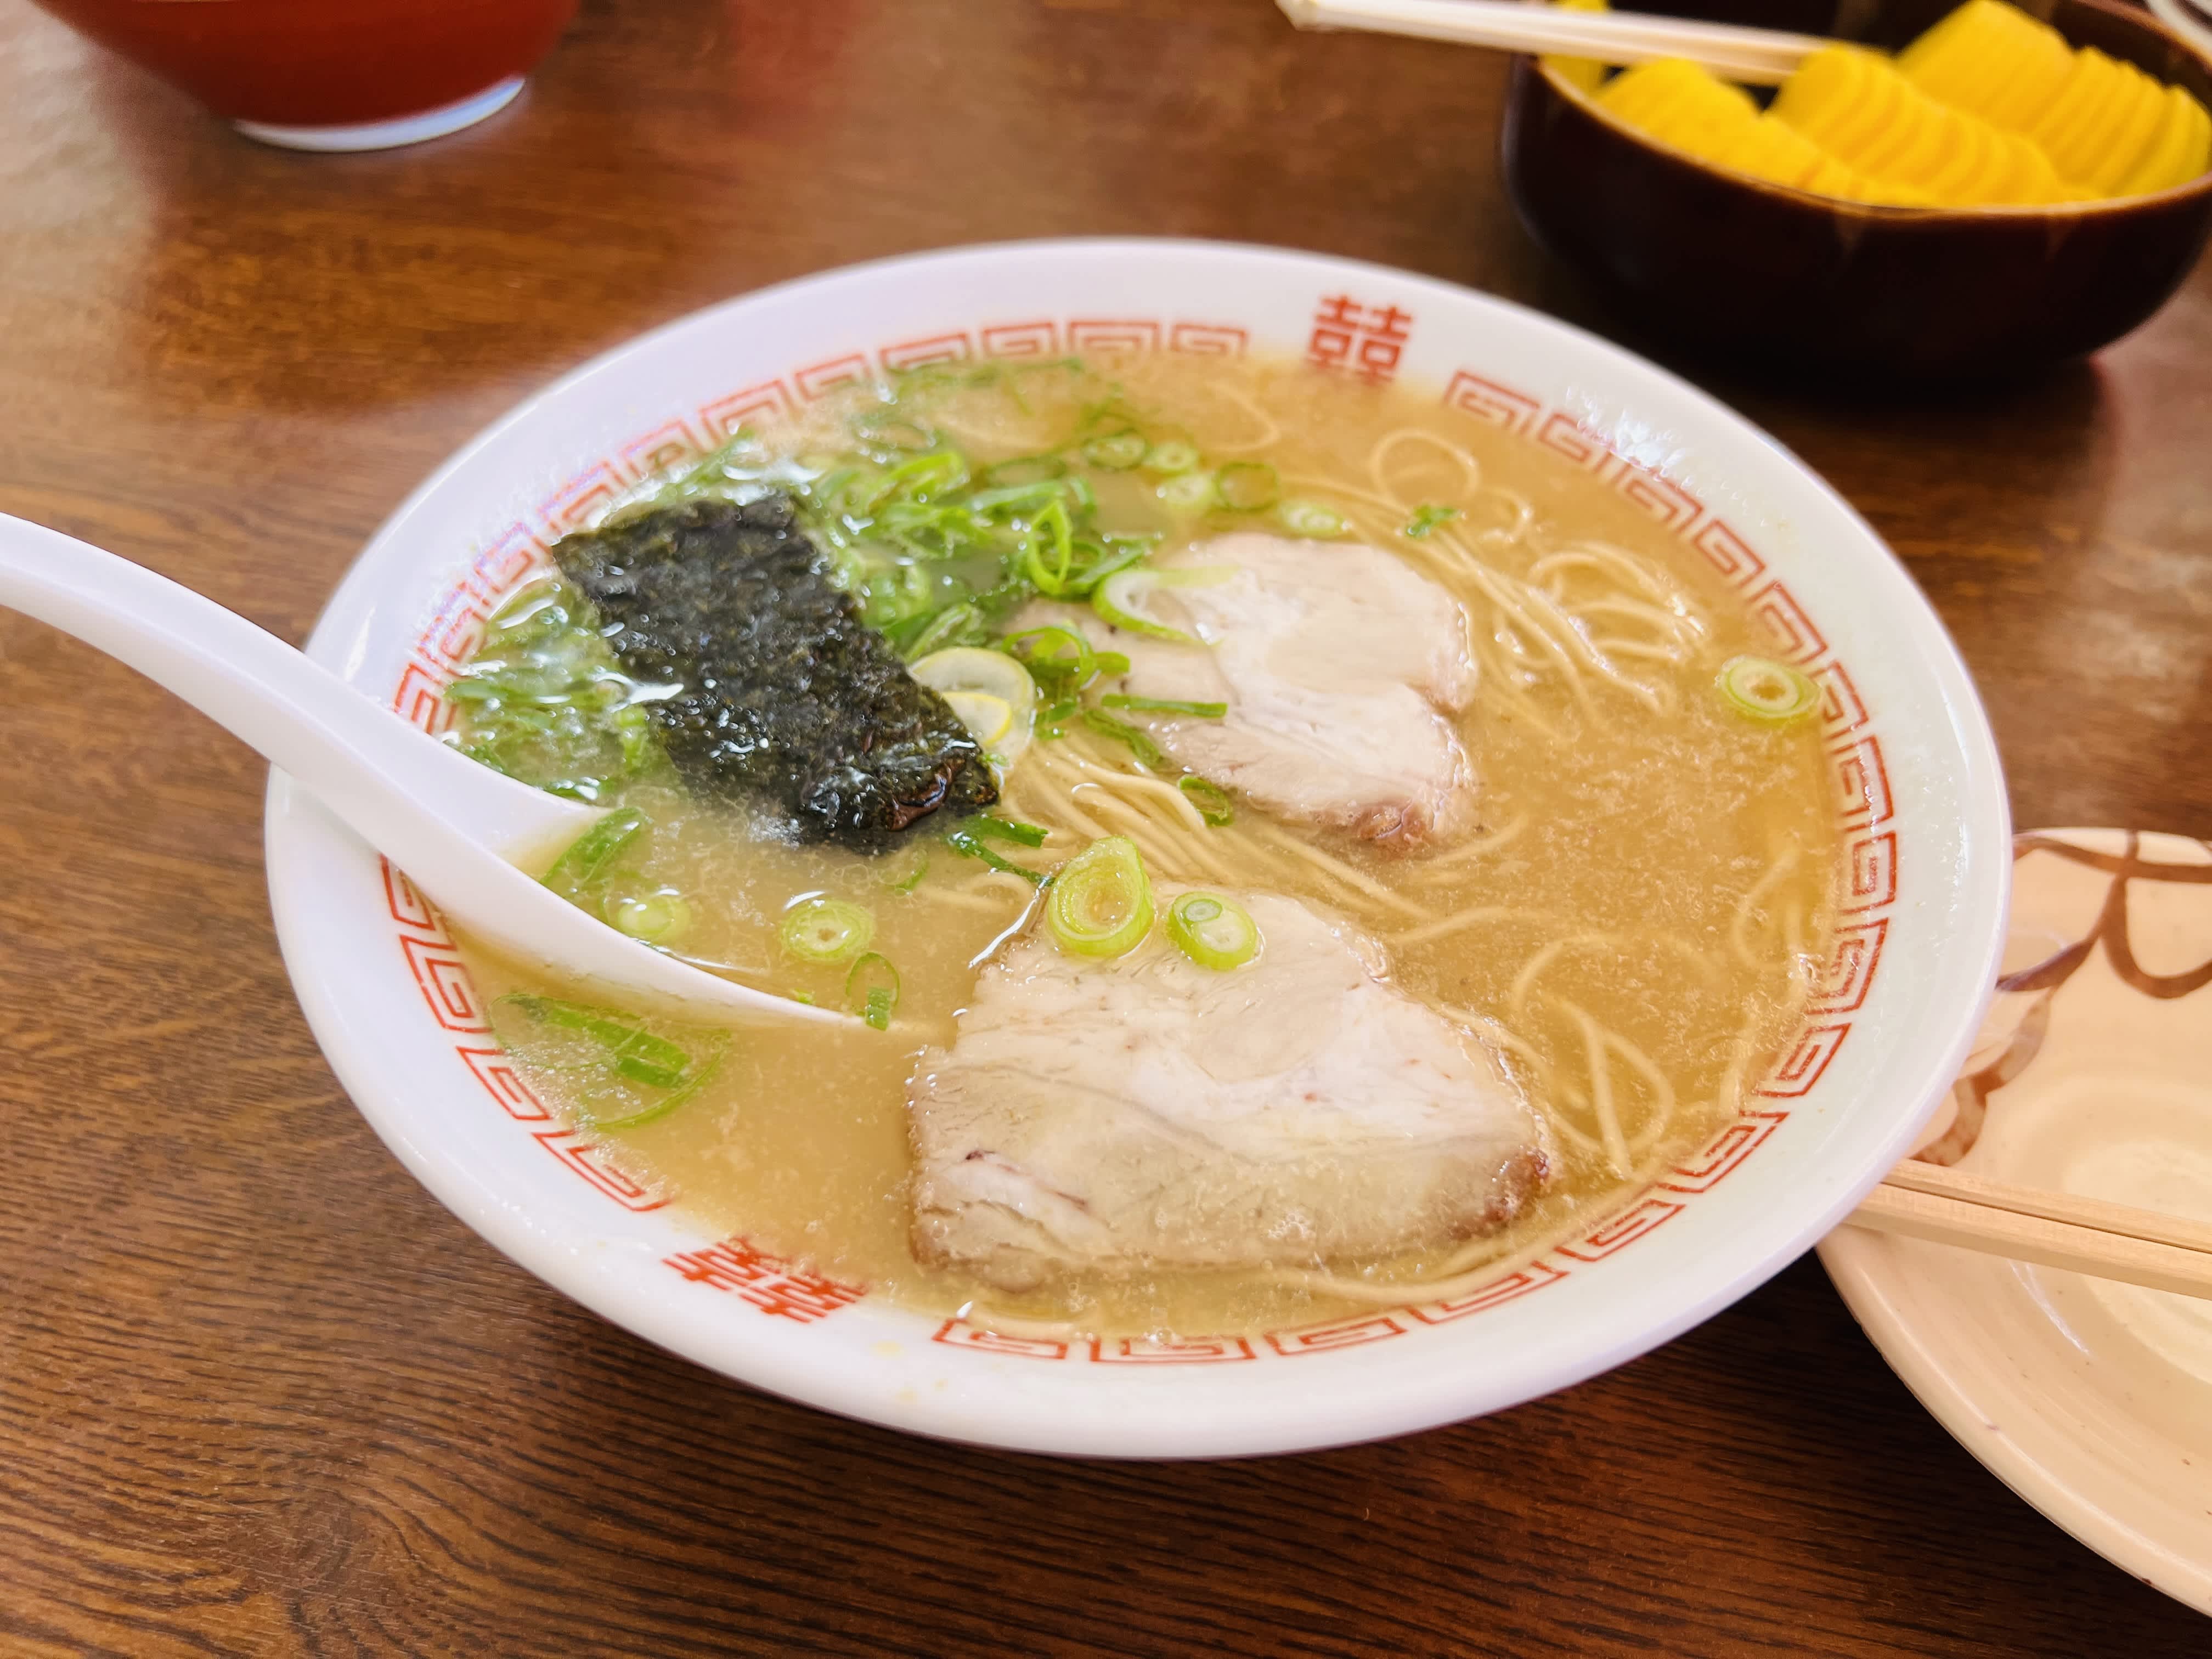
[34,0,579,133]
[1501,0,2212,381]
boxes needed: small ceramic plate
[1820,828,2212,1613]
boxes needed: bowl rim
[1527,0,2212,223]
[264,236,2014,1457]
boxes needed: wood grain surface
[3,2,2208,1653]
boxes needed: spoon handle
[0,513,592,859]
[0,514,844,1026]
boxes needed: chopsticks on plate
[1275,0,1824,85]
[1848,1160,2212,1301]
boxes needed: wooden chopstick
[1277,0,1826,86]
[1846,1160,2212,1301]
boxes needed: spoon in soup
[0,514,849,1028]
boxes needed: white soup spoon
[0,514,847,1029]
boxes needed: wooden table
[2,2,2206,1652]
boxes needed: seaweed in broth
[448,353,1842,1339]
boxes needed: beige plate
[1820,828,2212,1614]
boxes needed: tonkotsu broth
[449,353,1842,1339]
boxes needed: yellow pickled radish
[1598,58,1758,144]
[1961,135,2018,201]
[1767,42,1865,147]
[1582,2,2209,210]
[1807,49,1904,160]
[1994,128,2074,204]
[1894,0,2004,103]
[2171,88,2212,189]
[1773,44,2034,207]
[2030,49,2132,182]
[2121,84,2212,194]
[1717,118,1817,190]
[1978,30,2076,130]
[1898,1,2210,198]
[1857,84,1957,180]
[1900,0,2072,128]
[2164,86,2212,191]
[1838,58,1921,166]
[2083,61,2175,194]
[1920,105,1995,198]
[1804,156,1871,199]
[1963,123,2037,203]
[1540,0,1611,98]
[2115,88,2192,195]
[1751,118,1860,192]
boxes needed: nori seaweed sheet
[550,496,997,847]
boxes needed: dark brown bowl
[1501,0,2212,381]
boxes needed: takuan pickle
[1553,0,2211,208]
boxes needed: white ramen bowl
[269,239,2011,1458]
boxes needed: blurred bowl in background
[32,0,580,151]
[1501,0,2212,382]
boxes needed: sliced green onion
[881,846,930,894]
[1404,503,1464,538]
[851,411,938,456]
[541,807,646,900]
[1143,439,1200,475]
[610,890,692,944]
[845,953,901,1031]
[613,704,656,772]
[971,815,1049,848]
[1036,695,1079,740]
[1156,471,1216,512]
[1178,775,1235,827]
[945,826,1048,885]
[1102,695,1227,719]
[491,992,727,1131]
[900,601,988,662]
[871,448,969,504]
[980,453,1067,488]
[1002,624,1094,690]
[1080,708,1166,769]
[496,993,688,1083]
[1717,655,1820,723]
[1065,539,1147,597]
[1167,891,1260,972]
[1277,499,1348,538]
[1094,650,1131,677]
[1081,428,1148,470]
[779,896,876,963]
[1048,837,1154,959]
[1022,497,1077,595]
[1215,461,1280,513]
[585,1065,723,1130]
[1092,566,1232,646]
[967,478,1068,516]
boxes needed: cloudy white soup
[445,353,1841,1338]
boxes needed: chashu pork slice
[908,886,1549,1291]
[1026,532,1480,848]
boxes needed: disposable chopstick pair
[1276,0,1823,84]
[1849,1159,2212,1301]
